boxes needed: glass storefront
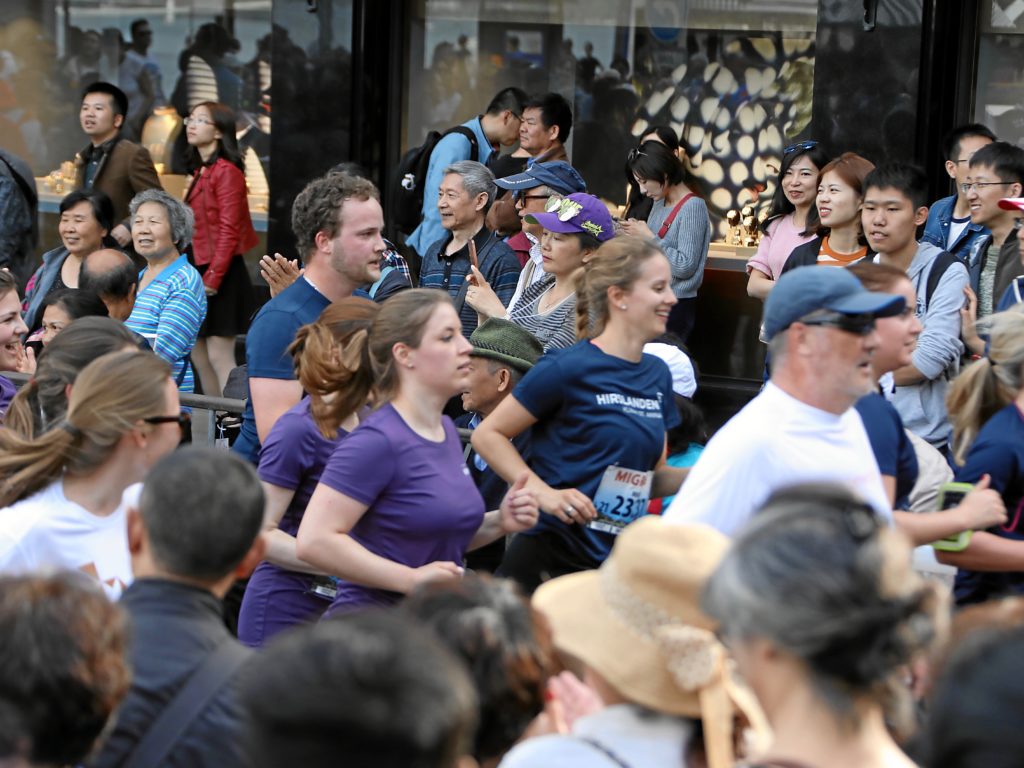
[974,2,1024,146]
[402,0,818,239]
[0,1,272,232]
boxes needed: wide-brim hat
[533,517,767,768]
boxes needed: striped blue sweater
[126,254,207,392]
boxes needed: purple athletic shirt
[0,375,15,417]
[237,398,345,647]
[318,403,486,614]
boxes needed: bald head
[80,248,138,321]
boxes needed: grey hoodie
[891,241,968,445]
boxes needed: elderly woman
[125,189,207,392]
[23,189,114,333]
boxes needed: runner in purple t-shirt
[237,298,379,646]
[296,289,539,614]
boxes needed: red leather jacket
[186,158,258,291]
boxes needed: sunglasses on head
[783,140,819,155]
[795,309,876,336]
[544,196,583,221]
[627,147,647,163]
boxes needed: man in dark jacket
[0,147,37,288]
[88,447,265,768]
[73,81,161,245]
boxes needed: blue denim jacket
[922,194,989,257]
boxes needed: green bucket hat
[468,318,543,373]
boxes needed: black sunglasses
[144,414,190,427]
[513,191,551,203]
[783,140,819,154]
[796,310,876,336]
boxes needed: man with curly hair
[233,172,387,464]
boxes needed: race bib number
[588,465,653,535]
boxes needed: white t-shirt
[0,480,136,599]
[499,704,692,768]
[664,382,891,535]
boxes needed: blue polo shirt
[233,277,330,464]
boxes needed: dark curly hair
[0,572,129,765]
[291,172,379,258]
[403,574,551,763]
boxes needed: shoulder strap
[368,265,396,299]
[924,251,961,311]
[122,639,249,768]
[576,737,632,768]
[443,125,479,163]
[658,193,695,239]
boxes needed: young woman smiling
[184,100,258,396]
[746,141,829,299]
[781,152,876,275]
[472,236,687,593]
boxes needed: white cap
[644,342,697,398]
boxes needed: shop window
[403,0,817,238]
[975,2,1024,146]
[0,2,271,225]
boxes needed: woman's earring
[620,304,628,310]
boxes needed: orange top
[816,236,868,266]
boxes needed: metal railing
[4,372,246,445]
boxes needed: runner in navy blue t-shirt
[472,236,685,593]
[940,309,1024,604]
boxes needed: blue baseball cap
[495,161,587,196]
[763,266,905,341]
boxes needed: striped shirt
[126,254,207,392]
[509,275,578,351]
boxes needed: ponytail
[948,308,1024,464]
[0,351,171,506]
[288,298,379,438]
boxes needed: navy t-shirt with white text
[513,340,679,563]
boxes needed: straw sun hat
[532,516,766,768]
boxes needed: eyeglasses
[544,196,583,221]
[783,140,819,154]
[514,191,551,204]
[960,181,1013,193]
[143,414,190,427]
[795,310,876,336]
[627,147,647,163]
[183,117,213,127]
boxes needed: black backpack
[390,126,478,233]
